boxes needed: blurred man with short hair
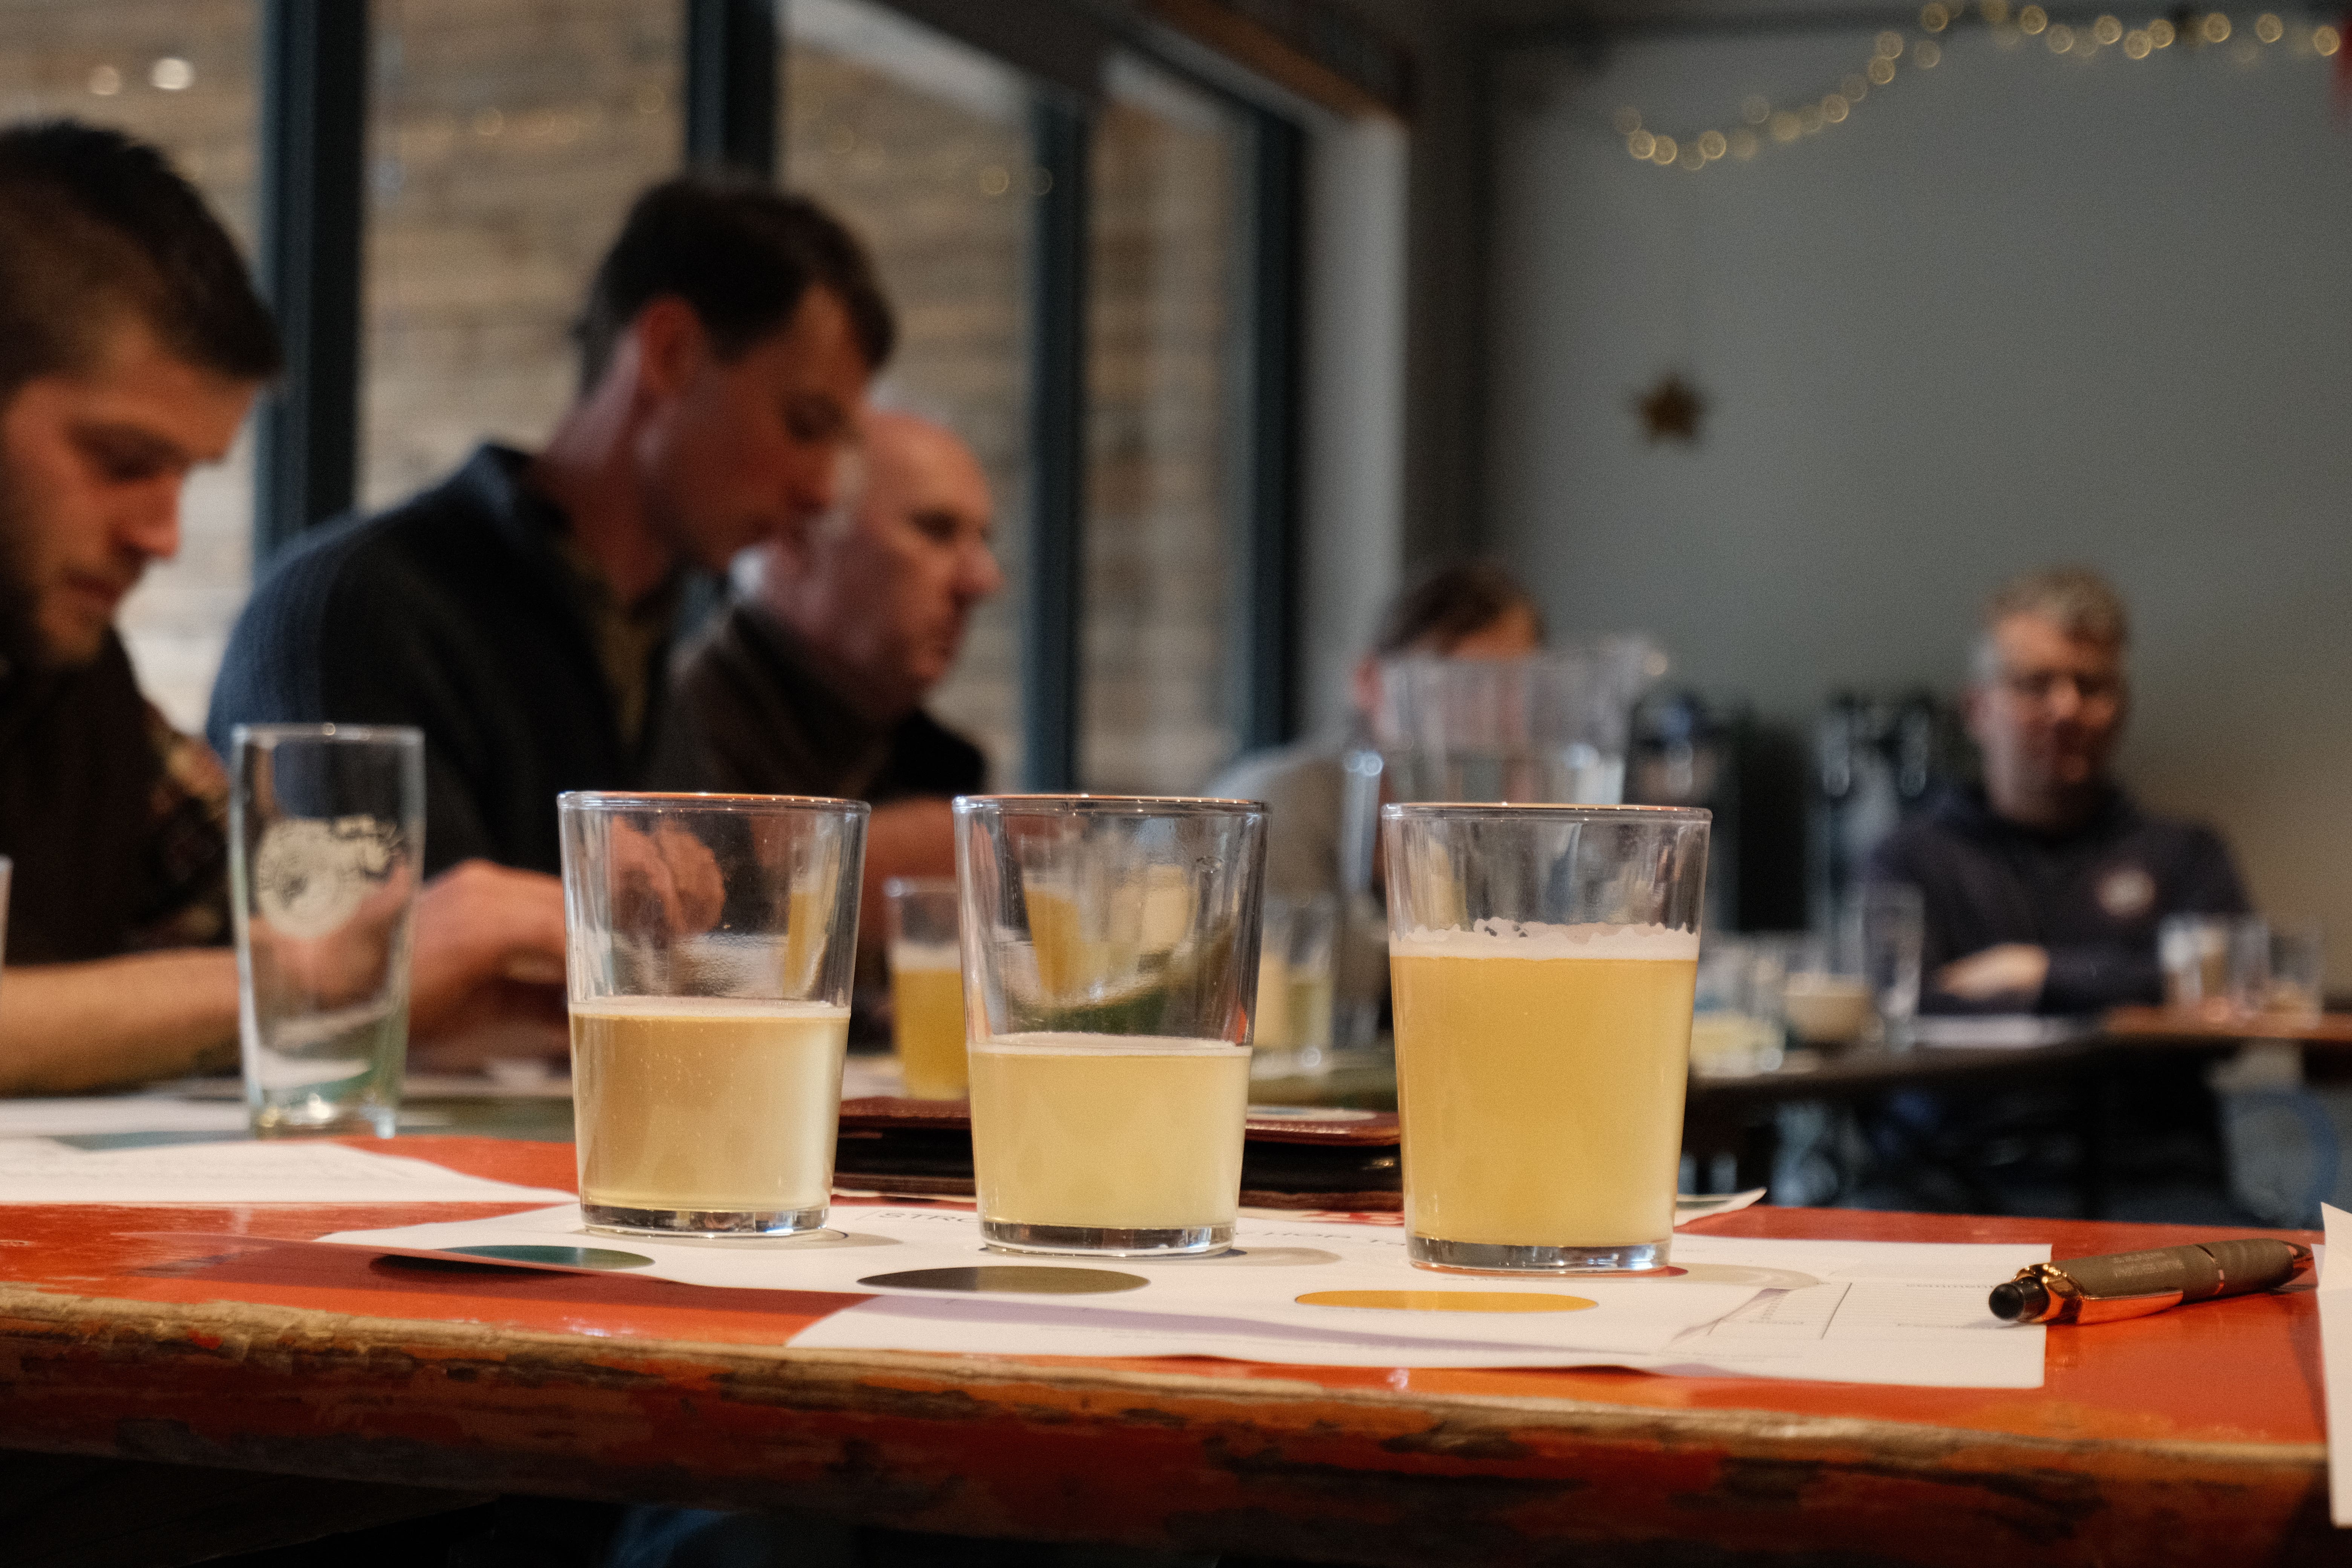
[1870,565,2249,1013]
[0,121,571,1092]
[211,175,894,878]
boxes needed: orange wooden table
[0,1137,2337,1566]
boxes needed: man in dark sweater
[210,177,894,876]
[1869,566,2249,1014]
[0,121,571,1093]
[647,409,1000,946]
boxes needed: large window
[1080,57,1250,793]
[0,0,260,731]
[782,0,1034,788]
[362,0,682,508]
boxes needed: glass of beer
[956,795,1265,1256]
[1383,802,1709,1272]
[559,792,867,1237]
[886,876,967,1099]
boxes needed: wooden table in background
[0,1137,2338,1566]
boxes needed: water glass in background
[1853,883,1925,1047]
[956,795,1265,1256]
[1251,893,1337,1081]
[1689,937,1787,1078]
[230,725,425,1138]
[2161,914,2259,1020]
[885,876,966,1099]
[1384,802,1709,1273]
[2264,921,2326,1025]
[560,792,867,1236]
[1370,641,1664,807]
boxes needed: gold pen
[1989,1237,2315,1325]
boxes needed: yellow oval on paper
[1295,1290,1597,1314]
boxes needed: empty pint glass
[1383,802,1709,1272]
[231,724,425,1138]
[956,796,1266,1256]
[560,793,867,1236]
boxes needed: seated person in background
[646,408,1002,946]
[210,176,892,876]
[0,121,568,1093]
[1869,564,2249,1014]
[1207,560,1544,906]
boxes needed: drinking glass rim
[557,790,870,815]
[953,793,1263,816]
[1381,801,1711,823]
[231,722,422,746]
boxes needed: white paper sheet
[1660,1233,2050,1387]
[0,1097,251,1138]
[0,1139,574,1204]
[2320,1205,2352,1525]
[322,1204,1769,1362]
[320,1202,2048,1383]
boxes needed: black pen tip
[1988,1279,2044,1322]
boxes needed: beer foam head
[1389,919,1699,961]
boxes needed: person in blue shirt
[1869,565,2249,1015]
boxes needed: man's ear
[628,297,708,402]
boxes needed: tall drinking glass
[1383,802,1709,1272]
[886,876,967,1099]
[230,724,425,1138]
[559,792,867,1237]
[956,795,1265,1256]
[1854,882,1925,1047]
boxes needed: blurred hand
[1935,942,2050,1003]
[406,859,569,1064]
[607,819,727,939]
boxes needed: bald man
[647,409,1002,925]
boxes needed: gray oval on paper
[857,1265,1148,1295]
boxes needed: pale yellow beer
[1392,928,1699,1250]
[890,940,968,1099]
[967,1032,1250,1232]
[572,996,849,1214]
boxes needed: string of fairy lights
[1616,1,2345,171]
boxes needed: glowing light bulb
[1914,40,1943,65]
[1799,104,1825,132]
[87,64,121,96]
[1771,110,1803,140]
[1843,73,1870,98]
[148,56,192,90]
[1742,94,1771,123]
[2020,5,2048,32]
[1877,29,1907,55]
[2202,13,2230,41]
[1629,130,1657,159]
[2047,22,2075,49]
[2149,17,2176,44]
[1982,0,2011,19]
[2317,23,2342,52]
[2255,13,2283,41]
[1698,129,1728,158]
[1680,142,1707,168]
[1821,93,1850,122]
[2094,15,2123,42]
[1870,55,1899,82]
[1922,2,1952,28]
[1614,107,1643,134]
[2124,28,2153,55]
[1730,128,1760,158]
[1652,135,1680,165]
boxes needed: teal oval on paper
[444,1244,655,1270]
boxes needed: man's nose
[960,539,1005,602]
[2044,677,2084,721]
[117,481,183,564]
